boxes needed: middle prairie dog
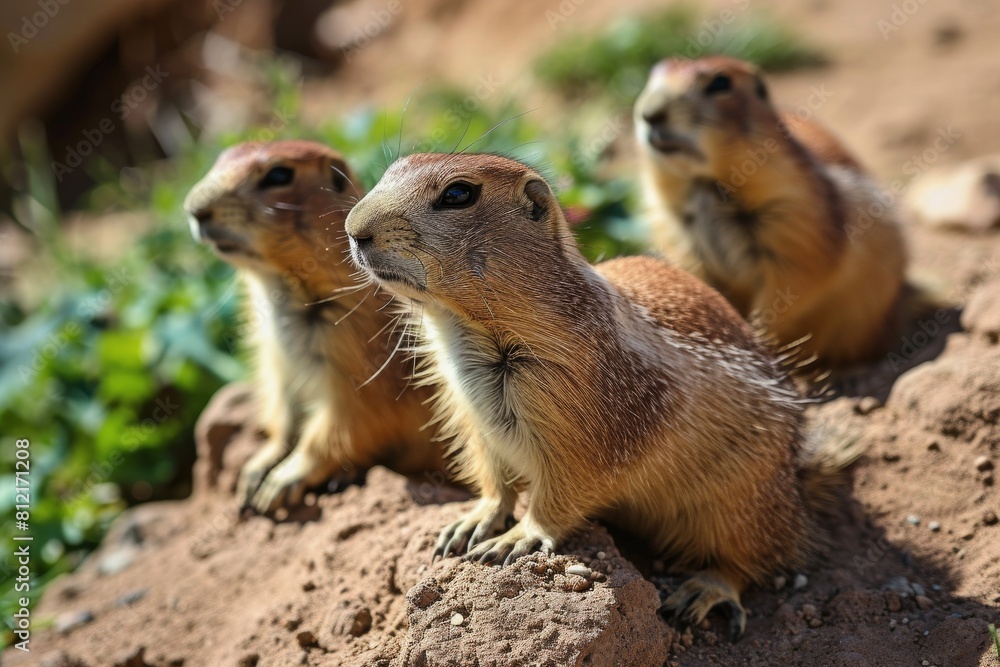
[184,140,443,514]
[634,56,908,368]
[344,152,853,639]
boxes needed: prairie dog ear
[523,178,551,222]
[753,74,769,102]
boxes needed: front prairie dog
[184,140,443,513]
[635,56,908,367]
[343,152,852,639]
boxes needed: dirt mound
[8,268,1000,666]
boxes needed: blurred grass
[535,6,825,104]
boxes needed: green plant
[989,623,1000,659]
[535,6,825,103]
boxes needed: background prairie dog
[344,152,852,639]
[184,140,443,513]
[634,56,908,367]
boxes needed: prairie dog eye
[704,74,733,95]
[258,166,295,189]
[436,182,480,209]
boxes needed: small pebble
[566,564,592,578]
[974,456,993,472]
[907,515,921,526]
[115,589,147,607]
[983,511,998,526]
[773,575,787,591]
[889,619,897,630]
[793,574,808,590]
[911,583,926,597]
[801,604,818,620]
[856,396,883,415]
[450,613,464,626]
[916,595,933,610]
[596,551,607,560]
[296,630,318,647]
[901,617,909,625]
[927,441,941,452]
[55,609,94,634]
[928,522,940,532]
[923,661,930,666]
[885,591,902,612]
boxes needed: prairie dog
[184,140,443,513]
[635,56,908,367]
[344,152,849,638]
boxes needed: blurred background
[1,0,998,639]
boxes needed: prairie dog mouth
[646,127,703,159]
[199,225,254,256]
[350,240,426,292]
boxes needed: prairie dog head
[634,56,775,179]
[345,153,575,318]
[184,140,362,280]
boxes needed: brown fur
[634,56,908,367]
[184,140,443,513]
[344,152,848,637]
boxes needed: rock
[399,539,667,666]
[407,578,443,610]
[565,564,592,578]
[923,617,993,665]
[773,575,787,591]
[193,383,258,495]
[295,630,318,648]
[907,515,921,526]
[793,574,808,590]
[962,276,1000,338]
[928,522,941,532]
[112,646,151,667]
[856,396,883,415]
[885,576,914,597]
[911,583,927,597]
[115,589,147,607]
[903,155,1000,232]
[889,345,1000,440]
[801,603,818,620]
[40,651,90,667]
[884,591,902,612]
[915,595,933,610]
[974,455,993,472]
[983,510,999,526]
[99,546,140,576]
[333,606,372,637]
[56,609,95,634]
